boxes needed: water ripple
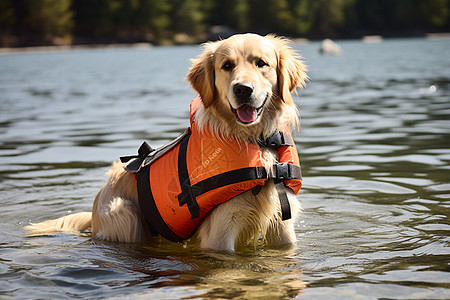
[1,39,449,299]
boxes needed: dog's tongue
[236,105,257,123]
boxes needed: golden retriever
[24,33,307,252]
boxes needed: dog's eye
[222,61,233,71]
[256,59,268,68]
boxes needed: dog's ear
[187,41,219,107]
[269,36,308,105]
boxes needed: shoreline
[0,42,153,55]
[1,33,449,56]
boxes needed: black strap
[196,165,297,221]
[190,166,266,193]
[174,133,299,220]
[176,133,201,219]
[175,163,301,220]
[257,130,298,221]
[137,161,300,241]
[275,180,292,220]
[136,165,184,242]
[259,130,293,148]
[272,163,301,221]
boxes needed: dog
[24,33,307,252]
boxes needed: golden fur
[24,34,307,252]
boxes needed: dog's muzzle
[230,82,267,124]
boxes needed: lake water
[1,38,449,299]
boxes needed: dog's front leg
[266,192,300,246]
[196,201,244,251]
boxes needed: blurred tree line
[1,0,449,47]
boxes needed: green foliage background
[1,0,449,46]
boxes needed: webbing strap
[176,162,301,220]
[177,133,201,219]
[275,180,291,220]
[136,165,184,242]
[258,130,293,148]
[134,129,301,241]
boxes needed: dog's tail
[23,212,92,236]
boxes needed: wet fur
[24,34,307,252]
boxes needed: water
[1,38,449,299]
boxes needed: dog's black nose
[233,82,254,102]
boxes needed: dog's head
[187,34,307,139]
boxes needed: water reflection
[53,239,308,299]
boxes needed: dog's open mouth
[230,97,268,124]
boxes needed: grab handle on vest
[120,142,154,173]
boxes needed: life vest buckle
[261,131,293,148]
[274,162,292,180]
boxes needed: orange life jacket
[121,97,302,242]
